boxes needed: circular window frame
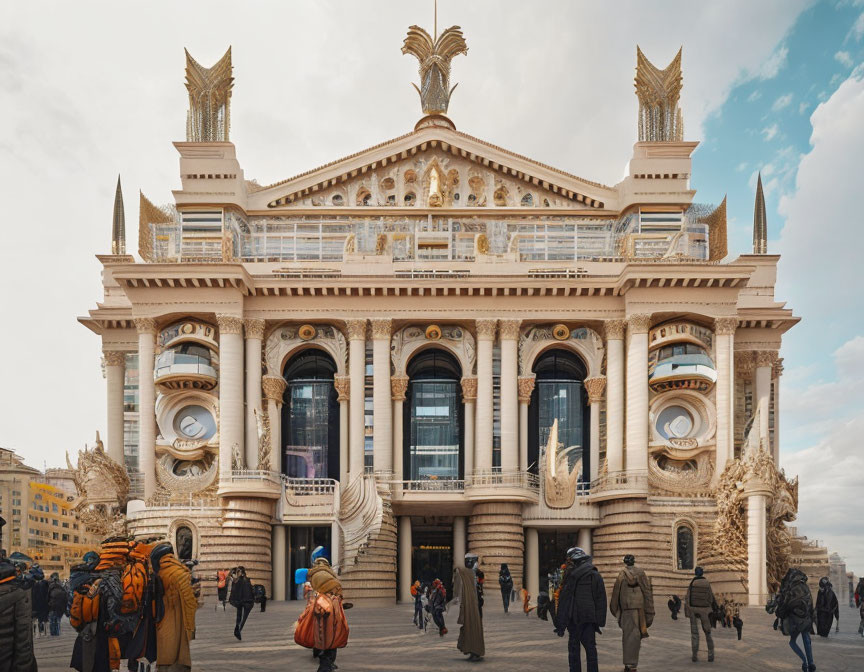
[649,390,716,449]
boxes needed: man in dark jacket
[228,566,254,640]
[0,560,37,672]
[815,577,839,637]
[30,567,48,637]
[553,547,606,672]
[47,574,66,636]
[685,567,716,663]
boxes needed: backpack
[120,556,148,616]
[70,580,101,631]
[776,580,810,619]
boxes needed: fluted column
[244,319,265,470]
[583,376,606,483]
[773,359,784,463]
[604,320,626,474]
[217,314,245,484]
[461,377,477,478]
[346,319,367,478]
[398,516,413,603]
[271,525,286,601]
[577,528,592,556]
[371,319,393,475]
[713,318,737,483]
[391,376,408,489]
[475,319,497,471]
[499,319,520,472]
[755,350,777,452]
[134,318,157,499]
[103,351,126,468]
[262,376,286,473]
[517,376,536,471]
[625,314,651,474]
[334,375,350,484]
[525,526,539,598]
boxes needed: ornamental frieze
[391,324,476,376]
[264,323,348,376]
[519,324,603,377]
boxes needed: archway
[403,349,464,480]
[528,349,589,480]
[282,349,339,480]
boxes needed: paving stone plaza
[34,602,863,671]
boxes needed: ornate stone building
[80,25,802,605]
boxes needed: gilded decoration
[134,317,158,334]
[370,318,393,340]
[103,351,126,367]
[265,324,348,377]
[498,319,522,341]
[604,319,627,341]
[138,192,172,262]
[67,432,130,538]
[216,314,244,335]
[391,376,409,402]
[517,376,536,404]
[391,324,476,376]
[298,324,317,341]
[583,376,606,404]
[476,234,490,255]
[244,318,266,340]
[460,376,478,401]
[334,375,351,402]
[185,47,233,143]
[425,324,443,341]
[542,420,581,509]
[519,325,603,377]
[254,407,272,471]
[714,317,738,336]
[262,375,287,403]
[648,452,714,495]
[401,24,468,116]
[628,313,653,334]
[635,46,684,142]
[345,319,367,341]
[475,318,497,340]
[551,324,570,341]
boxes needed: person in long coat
[0,560,37,672]
[151,543,198,672]
[46,574,67,637]
[228,567,254,641]
[815,577,839,637]
[553,547,607,672]
[777,568,815,672]
[610,555,654,672]
[30,568,48,637]
[449,553,485,661]
[498,564,514,614]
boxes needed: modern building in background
[80,23,821,605]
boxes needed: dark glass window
[676,525,694,570]
[176,526,193,561]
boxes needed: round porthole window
[173,405,217,440]
[655,405,694,439]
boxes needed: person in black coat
[47,574,66,636]
[229,566,254,640]
[498,564,514,614]
[553,547,607,672]
[0,560,37,672]
[815,577,839,637]
[30,568,48,637]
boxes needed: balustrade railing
[283,476,338,497]
[590,470,649,492]
[466,469,540,491]
[228,469,282,486]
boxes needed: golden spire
[753,172,768,254]
[185,47,234,142]
[111,175,126,255]
[402,20,468,117]
[635,46,684,142]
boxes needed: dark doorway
[175,526,193,560]
[288,526,331,600]
[538,529,578,592]
[410,517,454,598]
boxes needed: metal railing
[282,476,338,496]
[466,469,540,491]
[228,469,282,486]
[589,470,649,492]
[399,478,466,492]
[280,476,340,520]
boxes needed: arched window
[176,526,193,561]
[404,349,463,480]
[521,193,534,207]
[675,523,695,570]
[283,349,339,480]
[528,349,589,478]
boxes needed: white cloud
[736,161,748,172]
[798,101,809,114]
[772,92,793,110]
[853,12,864,40]
[835,50,853,67]
[756,45,789,79]
[748,90,762,102]
[762,123,780,140]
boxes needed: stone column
[271,524,286,601]
[371,319,393,475]
[743,477,771,606]
[625,314,651,474]
[217,315,245,484]
[755,351,777,452]
[331,520,341,573]
[577,528,592,556]
[713,318,737,483]
[461,377,477,479]
[134,318,157,499]
[244,319,266,470]
[262,376,286,473]
[453,516,467,567]
[524,526,539,598]
[583,376,606,483]
[391,376,409,488]
[773,359,784,463]
[103,351,126,467]
[518,376,536,472]
[398,515,413,603]
[346,319,367,478]
[334,375,350,484]
[499,319,520,471]
[475,319,497,471]
[604,320,626,474]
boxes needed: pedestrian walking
[0,560,37,672]
[449,553,485,662]
[229,566,254,641]
[411,580,424,628]
[47,573,66,636]
[815,577,839,637]
[775,568,816,672]
[667,594,681,620]
[553,547,607,672]
[610,554,654,672]
[857,593,864,636]
[304,557,349,672]
[216,569,230,611]
[684,566,716,663]
[30,566,48,637]
[428,578,447,636]
[498,564,514,614]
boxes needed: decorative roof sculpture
[67,431,130,538]
[111,175,126,255]
[185,47,234,142]
[753,172,768,254]
[635,46,684,142]
[402,24,468,116]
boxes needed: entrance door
[410,518,454,597]
[288,526,331,600]
[538,530,578,593]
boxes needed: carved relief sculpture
[185,47,233,142]
[401,24,468,115]
[543,420,582,509]
[254,407,272,471]
[67,432,131,538]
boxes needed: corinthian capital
[755,350,779,368]
[714,317,738,336]
[103,351,127,367]
[735,351,754,376]
[517,376,536,403]
[475,319,497,341]
[333,374,350,402]
[627,313,652,334]
[604,319,627,341]
[370,318,393,340]
[345,319,367,341]
[262,375,287,403]
[498,319,522,341]
[216,314,244,335]
[583,376,607,404]
[134,317,157,334]
[461,377,478,401]
[244,318,266,340]
[391,375,409,401]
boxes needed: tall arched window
[176,526,193,561]
[283,350,339,480]
[528,349,589,479]
[404,349,463,480]
[675,523,695,570]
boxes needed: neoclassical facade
[80,27,801,606]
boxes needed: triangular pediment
[247,125,616,211]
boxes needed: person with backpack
[47,573,66,636]
[410,580,424,628]
[553,547,607,672]
[216,569,230,611]
[304,557,349,672]
[610,554,654,672]
[775,568,816,672]
[815,577,839,637]
[684,566,716,663]
[498,563,514,614]
[229,566,254,641]
[0,559,37,672]
[30,566,48,637]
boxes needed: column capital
[216,314,244,335]
[603,319,627,340]
[517,375,536,404]
[262,375,287,403]
[714,317,739,335]
[370,318,393,340]
[391,375,409,401]
[755,350,779,368]
[735,350,755,376]
[584,376,607,404]
[498,319,522,340]
[134,317,158,334]
[244,318,266,340]
[475,318,497,341]
[103,351,126,367]
[461,376,478,401]
[773,357,784,378]
[334,374,351,402]
[345,319,367,341]
[627,313,652,334]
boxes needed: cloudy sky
[1,1,862,570]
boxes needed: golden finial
[402,15,468,117]
[635,46,684,142]
[185,47,234,142]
